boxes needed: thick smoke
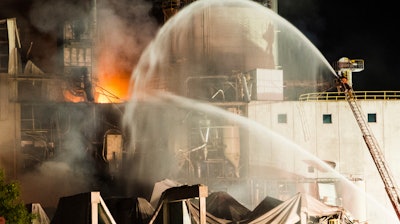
[19,107,97,209]
[26,0,160,96]
[29,0,87,33]
[13,0,160,211]
[96,0,159,100]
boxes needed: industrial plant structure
[1,0,400,223]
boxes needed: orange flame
[95,51,134,103]
[96,74,131,103]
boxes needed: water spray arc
[3,0,399,222]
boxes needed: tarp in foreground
[246,192,347,224]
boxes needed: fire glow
[94,51,133,103]
[95,73,130,103]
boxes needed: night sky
[1,0,398,91]
[279,0,399,91]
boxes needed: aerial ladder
[334,57,400,221]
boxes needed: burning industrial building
[1,0,400,223]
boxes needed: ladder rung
[347,97,400,213]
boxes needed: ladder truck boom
[334,57,400,221]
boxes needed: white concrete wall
[247,99,400,223]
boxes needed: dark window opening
[323,114,332,124]
[368,113,376,123]
[278,114,287,123]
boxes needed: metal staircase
[346,92,400,220]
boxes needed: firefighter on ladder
[336,70,354,98]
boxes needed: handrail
[299,91,400,101]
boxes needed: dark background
[279,0,398,91]
[1,0,398,91]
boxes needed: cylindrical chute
[223,126,240,177]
